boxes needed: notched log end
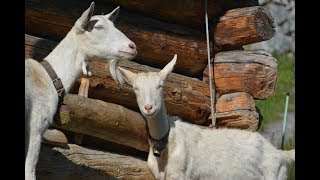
[255,7,276,40]
[215,110,260,131]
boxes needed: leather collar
[143,116,170,157]
[40,60,65,98]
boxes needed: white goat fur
[119,54,295,180]
[25,2,136,180]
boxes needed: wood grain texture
[216,110,260,131]
[214,92,260,131]
[57,129,148,159]
[25,34,212,125]
[214,6,275,50]
[203,50,278,99]
[100,0,259,28]
[37,144,154,180]
[53,94,150,152]
[216,92,255,113]
[25,0,210,77]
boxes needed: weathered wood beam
[216,110,260,131]
[25,0,268,77]
[213,6,275,50]
[215,92,260,131]
[99,0,259,28]
[25,0,210,77]
[37,144,155,179]
[203,50,277,99]
[56,129,148,159]
[53,94,149,152]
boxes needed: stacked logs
[25,0,277,179]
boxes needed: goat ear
[105,6,120,22]
[118,67,137,85]
[158,54,177,80]
[75,2,95,32]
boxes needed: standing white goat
[119,54,295,180]
[25,2,136,180]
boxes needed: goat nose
[144,104,153,111]
[129,42,136,50]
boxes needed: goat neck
[144,102,170,141]
[44,29,84,93]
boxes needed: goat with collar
[25,2,137,180]
[119,54,295,180]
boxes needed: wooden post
[73,77,90,145]
[78,78,90,97]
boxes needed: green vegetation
[254,52,295,179]
[255,52,295,130]
[284,133,295,180]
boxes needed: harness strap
[40,60,67,122]
[40,60,65,98]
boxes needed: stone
[42,128,68,147]
[266,3,288,24]
[250,31,294,53]
[258,0,271,5]
[248,0,295,53]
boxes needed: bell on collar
[153,140,166,157]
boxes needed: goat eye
[94,26,104,30]
[157,85,163,89]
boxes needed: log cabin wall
[25,0,278,178]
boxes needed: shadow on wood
[37,144,154,179]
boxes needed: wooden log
[216,92,255,113]
[25,34,212,125]
[101,0,259,28]
[25,0,210,77]
[37,144,154,180]
[213,6,275,50]
[53,94,150,152]
[203,50,277,99]
[57,129,148,159]
[216,110,260,131]
[215,92,260,131]
[53,93,261,154]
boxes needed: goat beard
[108,59,125,85]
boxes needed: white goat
[119,54,295,180]
[25,2,136,180]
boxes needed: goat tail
[282,149,295,163]
[108,59,125,85]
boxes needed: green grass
[255,52,295,130]
[284,133,295,180]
